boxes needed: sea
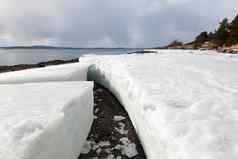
[0,48,141,66]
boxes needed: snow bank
[82,51,238,159]
[0,63,87,84]
[0,82,93,159]
[0,50,237,159]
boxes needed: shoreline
[0,58,79,73]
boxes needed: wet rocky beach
[78,83,146,159]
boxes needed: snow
[115,122,128,135]
[81,140,111,153]
[113,115,126,121]
[118,137,138,157]
[0,63,87,84]
[0,82,94,159]
[82,50,238,159]
[0,50,238,159]
[81,136,138,158]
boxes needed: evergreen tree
[215,18,230,46]
[228,14,238,44]
[191,14,238,48]
[167,40,183,47]
[195,31,208,43]
[207,32,215,41]
[193,31,208,48]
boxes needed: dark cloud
[0,0,237,47]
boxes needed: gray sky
[0,0,238,47]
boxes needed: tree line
[193,14,238,48]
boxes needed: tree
[167,40,183,47]
[195,31,208,43]
[215,18,230,46]
[193,31,209,48]
[207,32,216,41]
[228,14,238,44]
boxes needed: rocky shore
[217,44,238,54]
[163,42,238,54]
[79,83,146,159]
[0,58,79,73]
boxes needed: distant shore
[1,46,237,74]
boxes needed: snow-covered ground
[0,63,87,84]
[0,50,238,159]
[0,82,93,159]
[82,50,238,159]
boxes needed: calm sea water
[0,48,140,66]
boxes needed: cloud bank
[0,0,237,47]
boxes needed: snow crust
[82,50,238,159]
[0,63,87,84]
[0,50,238,159]
[0,82,93,159]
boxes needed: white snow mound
[82,51,238,159]
[0,63,87,84]
[0,82,93,159]
[0,50,238,159]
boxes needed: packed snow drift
[0,50,238,159]
[0,63,87,84]
[0,82,93,159]
[82,50,238,159]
